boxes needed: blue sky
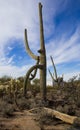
[0,0,80,84]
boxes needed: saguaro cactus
[49,56,63,86]
[23,3,46,101]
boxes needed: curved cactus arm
[29,57,40,80]
[23,64,43,97]
[48,69,57,82]
[24,29,39,60]
[50,56,57,80]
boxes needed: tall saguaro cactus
[23,3,46,101]
[39,3,46,100]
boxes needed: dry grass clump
[17,97,31,110]
[0,99,14,117]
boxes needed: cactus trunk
[39,3,46,101]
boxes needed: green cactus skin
[24,29,39,61]
[29,57,39,80]
[23,64,43,97]
[23,29,40,97]
[39,3,46,101]
[23,3,47,101]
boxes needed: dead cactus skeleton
[49,56,63,86]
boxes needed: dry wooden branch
[28,107,80,126]
[43,107,80,126]
[28,107,42,112]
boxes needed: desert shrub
[67,126,80,130]
[47,85,54,92]
[2,104,14,117]
[17,97,30,110]
[0,100,14,117]
[0,75,11,83]
[31,85,40,97]
[30,78,40,96]
[36,109,62,127]
[17,76,24,83]
[0,88,6,98]
[2,94,14,104]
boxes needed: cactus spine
[23,3,46,101]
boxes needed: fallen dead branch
[28,107,42,112]
[29,107,80,126]
[43,107,80,126]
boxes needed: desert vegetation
[0,2,80,130]
[0,75,80,130]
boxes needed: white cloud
[0,64,31,78]
[0,0,51,77]
[64,71,80,81]
[0,0,66,56]
[7,46,13,51]
[48,71,80,85]
[0,0,41,77]
[46,27,80,67]
[46,26,80,85]
[7,55,15,65]
[0,0,80,85]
